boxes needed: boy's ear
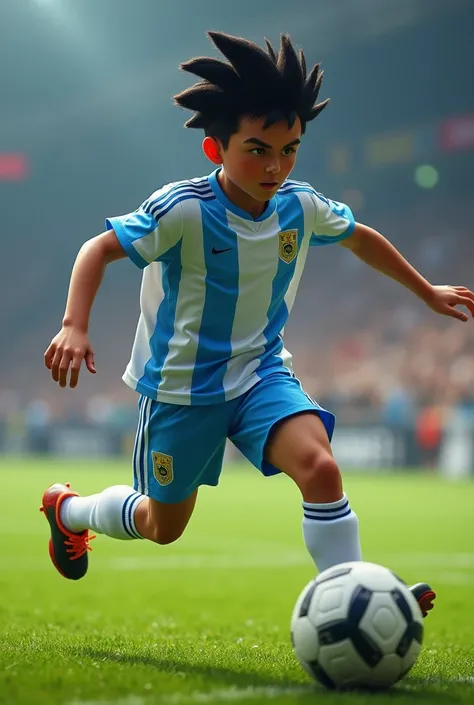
[202,137,223,165]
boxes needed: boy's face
[216,115,302,212]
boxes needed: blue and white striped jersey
[106,168,354,405]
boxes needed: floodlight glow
[414,164,439,189]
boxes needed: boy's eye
[250,147,296,156]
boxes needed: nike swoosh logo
[212,247,233,255]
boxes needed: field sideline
[0,457,473,705]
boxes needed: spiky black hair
[173,31,329,148]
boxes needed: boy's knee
[292,448,342,501]
[147,524,184,545]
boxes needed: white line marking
[65,678,474,705]
[67,699,144,705]
[109,552,308,571]
[66,686,313,705]
[163,686,313,703]
[382,553,474,568]
[403,676,474,689]
[5,551,474,582]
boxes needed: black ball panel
[299,581,318,618]
[396,621,423,657]
[307,660,336,689]
[315,566,353,586]
[390,588,412,623]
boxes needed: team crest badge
[152,451,174,486]
[278,230,298,264]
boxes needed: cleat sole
[418,589,436,617]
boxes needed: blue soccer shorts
[132,369,335,503]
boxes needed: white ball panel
[350,562,400,592]
[291,616,320,663]
[359,593,407,653]
[318,640,371,689]
[361,653,402,689]
[308,574,358,628]
[317,584,346,615]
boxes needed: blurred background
[1,0,474,474]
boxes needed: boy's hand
[425,285,474,322]
[44,326,96,388]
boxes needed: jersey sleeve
[310,190,355,246]
[106,186,183,268]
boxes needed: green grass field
[0,457,473,705]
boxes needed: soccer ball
[290,561,423,690]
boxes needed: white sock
[60,485,145,540]
[302,493,362,573]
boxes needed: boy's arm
[62,229,126,331]
[45,229,126,388]
[341,223,474,322]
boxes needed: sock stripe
[303,508,352,522]
[122,493,138,538]
[122,493,134,537]
[303,499,349,514]
[127,493,143,539]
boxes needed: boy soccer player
[42,32,474,616]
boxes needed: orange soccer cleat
[40,483,94,580]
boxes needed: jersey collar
[208,168,277,222]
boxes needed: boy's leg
[230,372,436,616]
[41,483,196,580]
[134,490,198,544]
[60,485,198,543]
[264,410,362,572]
[41,395,228,580]
[230,372,359,573]
[267,409,434,617]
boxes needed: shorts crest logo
[152,451,174,486]
[278,230,298,264]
